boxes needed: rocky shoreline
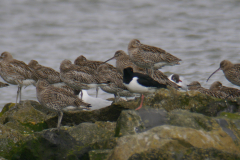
[1,88,240,160]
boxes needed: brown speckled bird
[0,52,35,106]
[36,79,91,130]
[97,64,134,101]
[104,50,145,75]
[104,50,180,90]
[28,60,62,84]
[207,60,240,86]
[74,55,116,71]
[209,81,240,99]
[187,81,228,99]
[60,59,108,91]
[127,39,182,76]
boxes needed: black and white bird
[123,67,167,110]
[168,74,187,91]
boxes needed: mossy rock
[67,121,116,145]
[89,149,112,160]
[115,108,169,137]
[128,148,240,160]
[113,88,239,117]
[45,103,126,129]
[108,125,240,160]
[0,103,15,117]
[4,121,116,159]
[6,129,89,160]
[169,109,219,131]
[0,124,24,158]
[0,100,50,133]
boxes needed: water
[1,0,240,110]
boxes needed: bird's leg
[135,94,144,110]
[96,87,99,98]
[16,86,20,105]
[80,91,83,99]
[57,111,63,131]
[151,67,154,78]
[116,93,120,102]
[10,86,20,110]
[19,86,22,103]
[114,94,117,102]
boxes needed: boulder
[114,88,239,116]
[0,100,125,131]
[0,124,23,158]
[108,125,240,160]
[3,121,116,160]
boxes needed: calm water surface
[1,0,240,110]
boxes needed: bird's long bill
[103,56,115,64]
[206,68,221,82]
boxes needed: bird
[0,81,9,88]
[168,74,187,91]
[127,39,181,76]
[104,50,180,90]
[0,52,36,106]
[209,81,240,99]
[207,60,240,86]
[104,50,145,75]
[36,79,91,131]
[74,55,116,71]
[28,60,62,85]
[123,67,167,110]
[80,90,112,110]
[60,59,108,97]
[97,64,135,101]
[187,81,228,99]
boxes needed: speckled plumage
[28,60,62,84]
[74,55,116,71]
[104,50,179,90]
[36,79,91,130]
[60,59,106,90]
[187,81,228,99]
[128,39,181,70]
[104,50,145,75]
[97,64,134,101]
[0,52,36,105]
[209,81,240,99]
[207,60,240,87]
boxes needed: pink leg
[135,94,144,110]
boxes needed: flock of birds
[0,38,240,130]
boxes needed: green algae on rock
[108,125,240,160]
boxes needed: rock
[3,121,117,159]
[108,125,240,160]
[89,149,112,160]
[169,109,218,131]
[115,108,169,137]
[115,110,142,137]
[0,100,50,133]
[0,100,126,132]
[128,148,240,160]
[8,129,90,160]
[45,102,126,129]
[114,88,239,116]
[1,87,240,159]
[0,124,23,158]
[0,103,15,117]
[67,121,116,145]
